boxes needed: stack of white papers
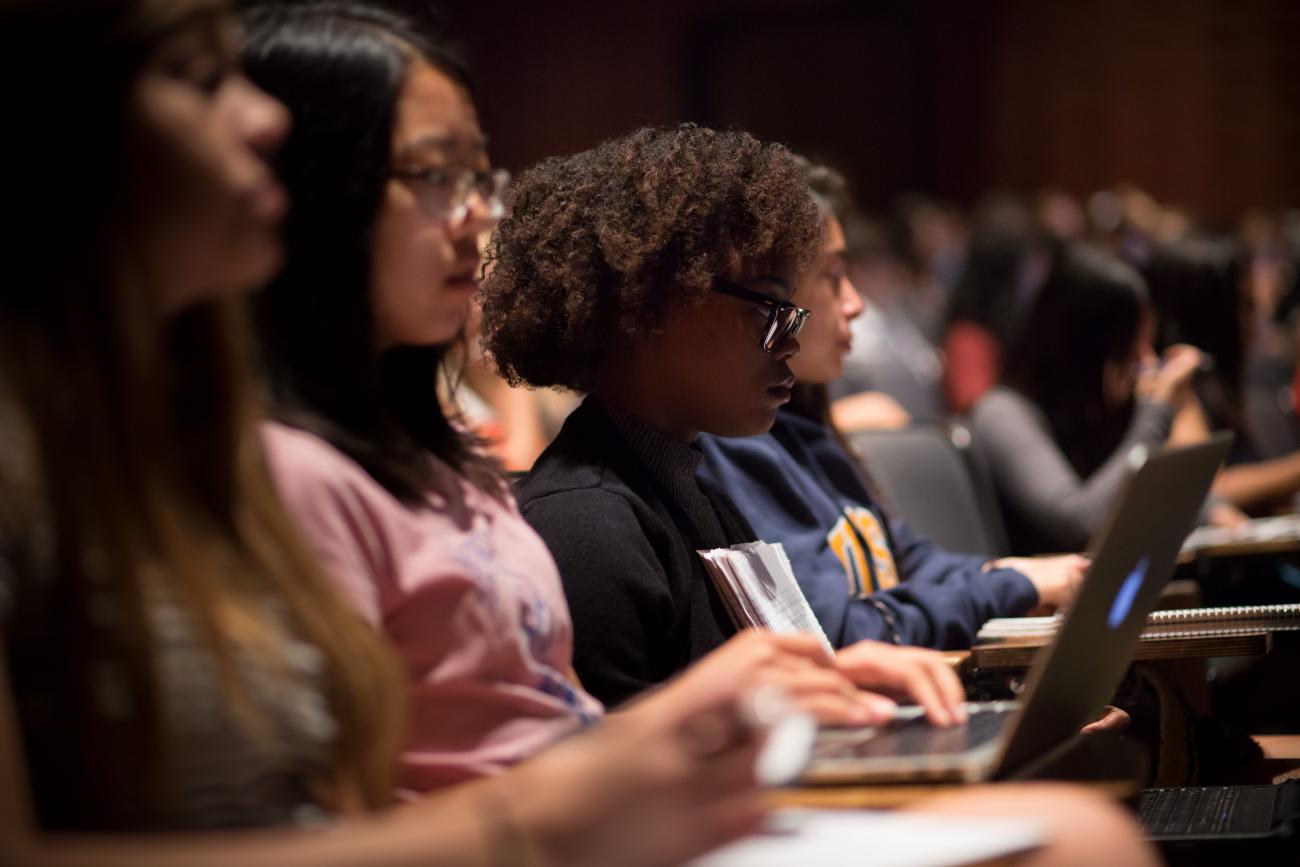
[699,541,833,654]
[976,614,1064,641]
[689,809,1046,867]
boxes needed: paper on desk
[976,614,1063,641]
[1182,513,1300,553]
[689,809,1046,867]
[699,541,834,654]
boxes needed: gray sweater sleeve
[972,388,1175,551]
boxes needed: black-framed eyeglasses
[389,166,511,222]
[712,277,810,352]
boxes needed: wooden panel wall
[441,0,1300,217]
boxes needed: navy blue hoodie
[698,408,1037,649]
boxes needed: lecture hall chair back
[848,421,1010,559]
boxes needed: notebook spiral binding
[1147,603,1300,625]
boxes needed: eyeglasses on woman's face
[389,166,510,223]
[711,276,810,352]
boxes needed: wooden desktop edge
[968,630,1271,669]
[898,625,1264,674]
[768,778,1139,810]
[940,650,972,674]
[769,777,1133,867]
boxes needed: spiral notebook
[977,603,1300,642]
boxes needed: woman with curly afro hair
[481,125,970,720]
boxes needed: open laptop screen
[994,434,1232,778]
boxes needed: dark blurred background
[437,0,1299,222]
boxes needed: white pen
[739,685,818,787]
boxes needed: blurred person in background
[1035,188,1088,246]
[1145,235,1300,513]
[831,211,946,427]
[1236,211,1300,459]
[971,244,1211,554]
[940,196,1047,416]
[891,194,968,342]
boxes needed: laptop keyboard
[814,707,1012,761]
[1138,786,1277,837]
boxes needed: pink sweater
[262,422,604,795]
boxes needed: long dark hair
[242,1,502,504]
[789,157,853,446]
[785,158,890,505]
[1143,235,1249,437]
[1004,244,1150,477]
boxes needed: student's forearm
[1212,451,1300,509]
[0,638,525,867]
[7,784,493,867]
[993,399,1173,548]
[5,774,556,867]
[1168,397,1212,446]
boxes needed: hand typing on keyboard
[648,630,897,729]
[833,640,968,727]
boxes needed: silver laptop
[803,434,1233,785]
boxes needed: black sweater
[516,398,749,707]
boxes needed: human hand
[1206,500,1250,529]
[988,554,1090,613]
[499,683,767,867]
[1081,705,1130,734]
[1137,344,1203,406]
[833,640,967,726]
[830,390,911,432]
[643,630,895,728]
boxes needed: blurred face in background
[130,7,290,311]
[789,217,864,385]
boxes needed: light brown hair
[0,0,402,817]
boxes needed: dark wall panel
[442,0,1299,216]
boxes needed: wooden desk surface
[970,630,1271,669]
[768,778,1138,810]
